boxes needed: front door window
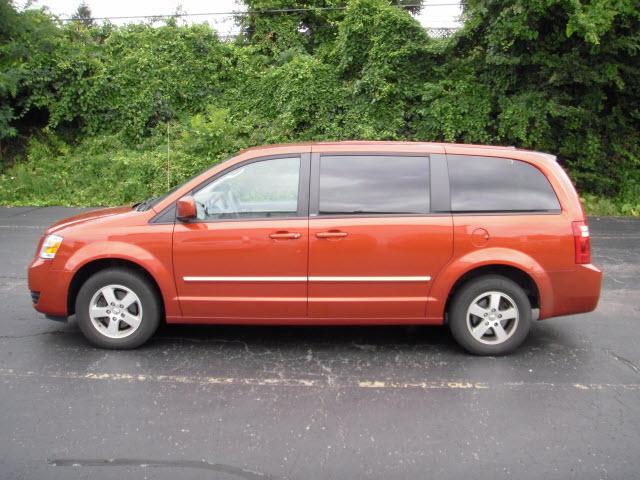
[193,157,300,220]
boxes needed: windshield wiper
[135,197,158,212]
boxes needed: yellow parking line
[1,368,639,391]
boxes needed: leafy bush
[0,0,638,214]
[0,133,166,206]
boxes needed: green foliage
[0,1,62,147]
[581,193,640,217]
[412,74,493,143]
[239,0,422,56]
[38,22,237,140]
[332,0,435,137]
[0,133,165,206]
[237,55,346,140]
[456,0,640,202]
[0,0,639,215]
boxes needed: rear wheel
[75,268,161,349]
[449,275,531,355]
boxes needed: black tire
[448,275,531,356]
[75,268,161,349]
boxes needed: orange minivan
[28,141,602,355]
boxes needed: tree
[0,0,62,160]
[71,2,94,28]
[452,0,640,198]
[0,0,21,145]
[236,0,423,55]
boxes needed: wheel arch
[443,264,540,324]
[427,247,553,322]
[67,258,165,318]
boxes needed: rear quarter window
[447,155,561,213]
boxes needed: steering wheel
[203,185,240,218]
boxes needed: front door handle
[269,231,301,240]
[316,231,348,239]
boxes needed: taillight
[572,221,591,264]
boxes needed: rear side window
[319,155,430,215]
[448,155,561,212]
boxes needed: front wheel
[448,275,531,355]
[75,268,161,349]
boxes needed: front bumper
[28,257,73,318]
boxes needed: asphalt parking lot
[1,206,639,479]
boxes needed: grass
[581,194,640,217]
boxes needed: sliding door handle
[269,231,301,240]
[316,231,348,239]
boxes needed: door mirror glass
[176,195,197,220]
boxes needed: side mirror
[176,195,197,221]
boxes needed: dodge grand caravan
[28,141,602,355]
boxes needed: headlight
[39,234,63,259]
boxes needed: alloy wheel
[465,291,519,345]
[88,284,143,339]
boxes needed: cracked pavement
[1,207,639,479]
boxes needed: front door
[173,154,310,321]
[308,154,453,320]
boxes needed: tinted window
[193,157,300,220]
[448,155,560,212]
[319,155,430,215]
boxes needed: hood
[46,205,134,234]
